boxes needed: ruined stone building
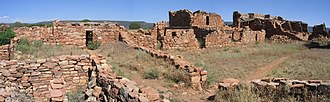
[233,11,310,42]
[309,23,330,40]
[147,9,266,50]
[13,20,127,47]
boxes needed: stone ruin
[1,9,330,101]
[233,11,310,42]
[146,9,266,50]
[309,23,330,40]
[13,20,126,48]
[218,77,330,100]
[0,54,164,102]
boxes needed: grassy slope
[268,49,330,80]
[168,43,305,82]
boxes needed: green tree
[129,22,141,29]
[0,29,16,45]
[81,19,91,22]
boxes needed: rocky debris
[218,78,240,90]
[251,77,330,95]
[84,59,163,102]
[269,35,292,43]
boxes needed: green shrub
[87,41,100,50]
[143,68,160,79]
[16,38,33,54]
[0,29,16,45]
[66,88,84,102]
[164,68,190,85]
[129,22,141,29]
[32,40,43,47]
[81,19,91,22]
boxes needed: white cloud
[0,16,10,20]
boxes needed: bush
[16,38,43,54]
[32,40,43,47]
[129,22,141,29]
[87,41,100,50]
[143,68,160,79]
[66,88,84,102]
[0,29,16,45]
[81,19,91,22]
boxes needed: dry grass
[268,49,330,80]
[168,43,305,83]
[13,44,87,60]
[215,84,329,102]
[94,42,187,82]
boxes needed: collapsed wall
[233,11,310,42]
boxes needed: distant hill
[5,20,154,29]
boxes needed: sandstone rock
[307,80,321,83]
[85,89,93,96]
[93,86,102,97]
[138,96,149,102]
[52,96,64,101]
[50,83,64,89]
[190,75,200,84]
[37,59,46,64]
[221,78,240,85]
[2,70,10,77]
[140,86,160,101]
[50,90,63,97]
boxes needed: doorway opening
[86,31,93,46]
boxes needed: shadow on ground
[304,41,330,49]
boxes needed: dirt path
[244,56,290,82]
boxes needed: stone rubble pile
[84,55,163,102]
[251,77,330,94]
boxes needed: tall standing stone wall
[0,44,10,60]
[233,11,310,41]
[13,21,128,47]
[163,28,200,50]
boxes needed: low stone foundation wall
[218,78,330,98]
[0,44,10,60]
[0,54,161,101]
[0,54,94,101]
[251,78,330,94]
[134,46,208,90]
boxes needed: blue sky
[0,0,329,26]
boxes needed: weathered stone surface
[140,86,160,101]
[93,86,102,97]
[50,90,63,97]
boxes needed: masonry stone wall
[0,44,10,60]
[233,11,310,41]
[163,28,199,50]
[169,9,224,29]
[0,54,95,101]
[191,11,225,29]
[309,23,329,40]
[0,54,161,101]
[13,21,127,47]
